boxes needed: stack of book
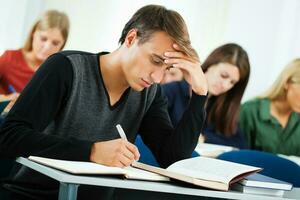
[231,173,293,197]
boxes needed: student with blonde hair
[240,59,300,156]
[0,10,69,95]
[0,10,69,114]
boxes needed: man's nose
[150,68,165,83]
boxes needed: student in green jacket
[240,59,300,156]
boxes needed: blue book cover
[239,173,292,190]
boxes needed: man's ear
[125,29,138,47]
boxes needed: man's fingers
[113,160,126,168]
[164,51,185,58]
[169,43,200,62]
[125,142,140,161]
[121,145,135,161]
[118,154,133,167]
[165,59,192,71]
[164,50,198,63]
[164,58,182,65]
[172,43,181,50]
[90,139,140,167]
[172,63,189,72]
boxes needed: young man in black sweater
[0,4,207,200]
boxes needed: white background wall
[0,0,44,53]
[1,0,300,101]
[222,0,300,100]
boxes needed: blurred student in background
[0,11,69,192]
[0,10,69,110]
[240,59,300,156]
[163,43,250,149]
[161,67,183,84]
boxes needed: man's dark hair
[119,5,197,58]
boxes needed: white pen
[116,124,127,141]
[116,124,139,163]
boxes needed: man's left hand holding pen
[89,124,140,167]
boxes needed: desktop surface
[16,157,300,200]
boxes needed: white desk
[16,157,300,200]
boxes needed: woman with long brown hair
[163,43,251,148]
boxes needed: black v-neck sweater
[0,51,206,199]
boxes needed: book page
[166,157,261,184]
[29,156,169,181]
[278,154,300,166]
[132,161,229,191]
[29,156,125,175]
[194,143,237,158]
[124,166,169,181]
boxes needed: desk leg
[58,182,79,200]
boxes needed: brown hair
[202,43,250,136]
[119,5,198,59]
[23,10,70,51]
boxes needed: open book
[28,156,169,181]
[29,156,261,191]
[132,157,261,191]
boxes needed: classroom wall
[0,0,44,54]
[221,0,300,100]
[42,0,228,58]
[1,0,300,102]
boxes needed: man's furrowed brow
[152,53,165,61]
